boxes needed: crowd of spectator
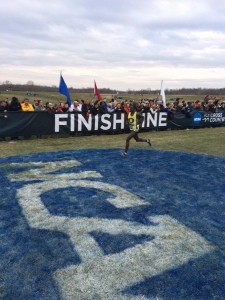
[1,95,225,119]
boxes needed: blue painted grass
[0,149,225,299]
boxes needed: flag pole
[160,80,166,107]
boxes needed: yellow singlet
[128,112,139,132]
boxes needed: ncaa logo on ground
[1,149,225,299]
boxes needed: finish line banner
[54,112,167,134]
[0,112,167,137]
[0,110,225,137]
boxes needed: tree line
[0,82,225,96]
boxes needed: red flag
[94,80,102,101]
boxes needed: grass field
[1,126,225,158]
[1,90,223,105]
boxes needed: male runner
[122,104,151,156]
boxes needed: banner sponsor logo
[193,112,202,124]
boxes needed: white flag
[160,80,166,107]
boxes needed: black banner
[0,110,224,138]
[168,110,225,129]
[0,112,168,137]
[0,112,55,137]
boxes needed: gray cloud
[1,0,225,90]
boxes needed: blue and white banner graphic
[0,149,225,299]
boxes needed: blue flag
[59,75,71,106]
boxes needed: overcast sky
[1,0,225,90]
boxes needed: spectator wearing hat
[46,102,56,114]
